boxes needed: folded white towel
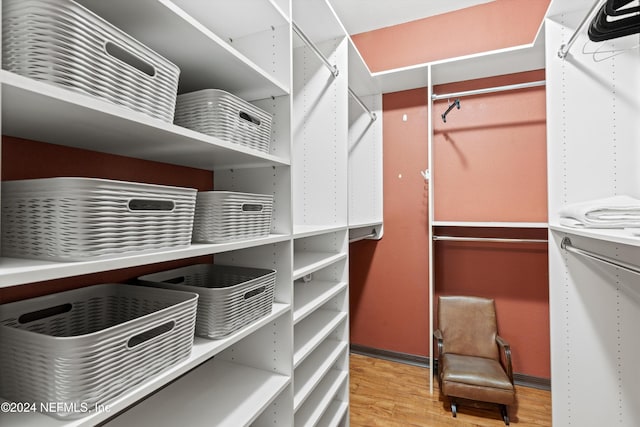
[558,195,640,228]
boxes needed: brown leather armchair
[434,296,515,425]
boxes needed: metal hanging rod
[349,231,378,243]
[433,235,548,244]
[348,87,377,121]
[431,80,546,101]
[292,22,339,78]
[557,0,606,59]
[561,237,640,276]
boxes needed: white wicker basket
[0,284,198,419]
[1,178,197,261]
[2,0,180,122]
[138,264,276,339]
[174,89,273,153]
[192,191,274,243]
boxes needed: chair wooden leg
[451,401,457,418]
[499,404,510,425]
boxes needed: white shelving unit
[294,279,347,324]
[0,0,383,424]
[293,339,348,410]
[546,1,640,425]
[293,252,347,280]
[0,0,296,425]
[289,1,355,419]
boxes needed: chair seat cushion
[440,353,515,404]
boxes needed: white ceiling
[330,0,496,35]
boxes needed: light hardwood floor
[350,354,551,426]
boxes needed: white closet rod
[433,235,548,243]
[348,87,377,121]
[292,22,340,77]
[431,80,546,100]
[561,237,640,276]
[557,0,605,59]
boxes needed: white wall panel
[292,37,348,229]
[348,94,382,227]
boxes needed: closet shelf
[293,280,348,324]
[432,221,548,228]
[293,225,348,239]
[294,369,348,426]
[370,41,545,94]
[318,400,349,427]
[1,71,289,170]
[294,339,348,411]
[294,310,347,368]
[1,72,289,171]
[76,0,289,99]
[349,220,383,230]
[0,303,289,427]
[293,252,348,280]
[0,234,290,288]
[103,359,290,427]
[550,224,640,247]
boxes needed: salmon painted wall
[433,70,548,222]
[350,88,430,356]
[0,137,214,303]
[352,0,550,72]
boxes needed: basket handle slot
[105,42,156,77]
[128,199,175,212]
[18,303,72,324]
[242,203,264,212]
[127,321,175,348]
[239,111,261,126]
[165,276,186,284]
[244,286,266,300]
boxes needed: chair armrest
[433,329,444,386]
[433,329,444,356]
[496,335,513,383]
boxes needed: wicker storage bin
[192,191,273,243]
[0,284,198,419]
[138,264,276,339]
[174,89,273,153]
[1,178,197,261]
[2,0,180,122]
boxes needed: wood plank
[350,354,551,427]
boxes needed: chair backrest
[438,295,499,360]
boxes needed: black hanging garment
[588,0,640,42]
